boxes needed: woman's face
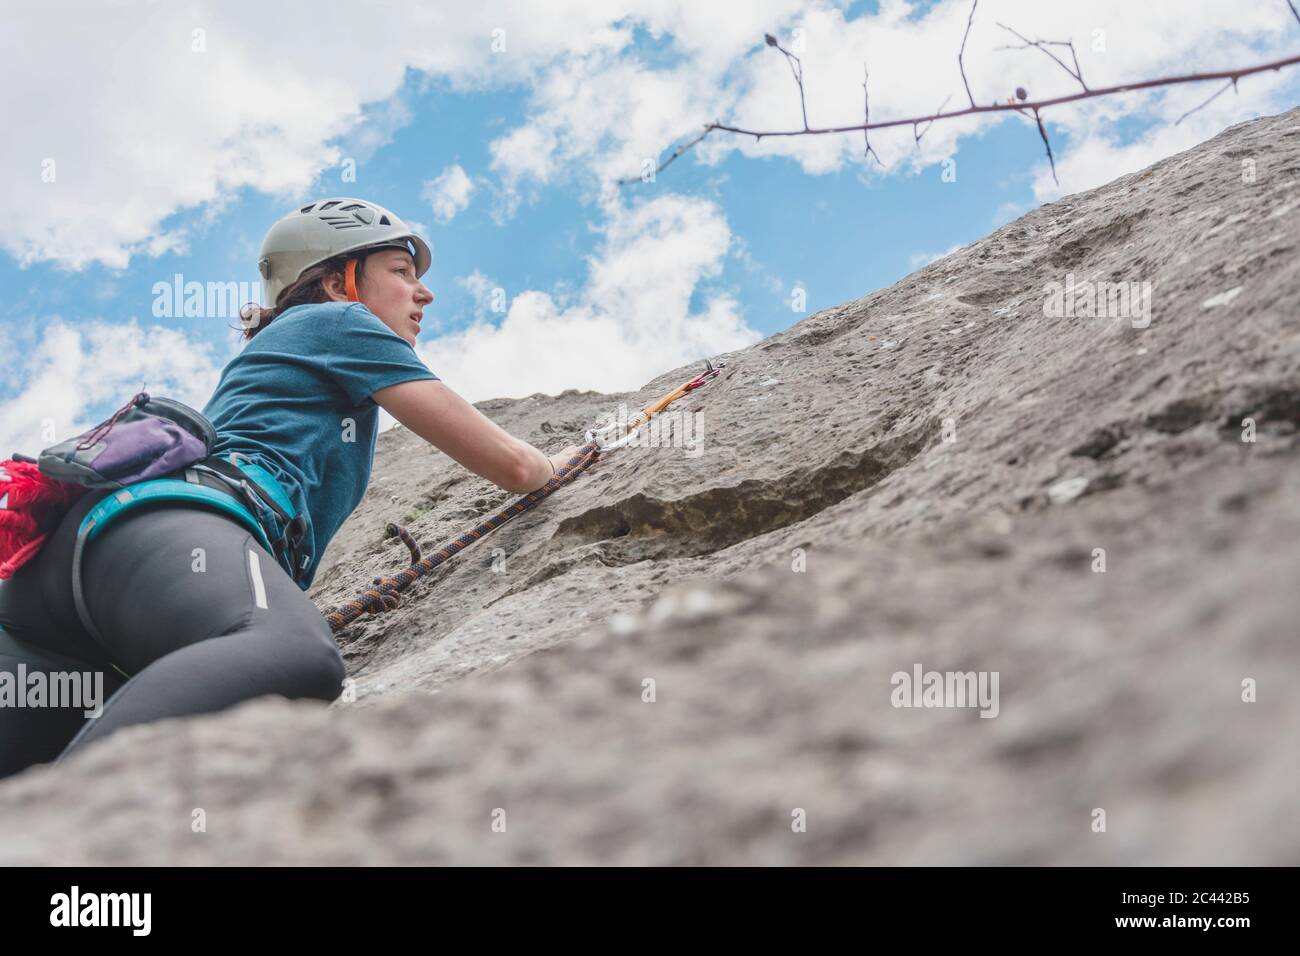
[325,248,434,347]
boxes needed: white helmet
[256,197,432,307]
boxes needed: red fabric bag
[0,458,90,579]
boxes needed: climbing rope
[585,359,724,451]
[324,359,726,633]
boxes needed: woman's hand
[547,444,585,478]
[370,379,593,493]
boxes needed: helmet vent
[299,204,316,213]
[340,202,365,211]
[379,215,390,225]
[318,200,342,211]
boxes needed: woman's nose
[416,284,434,304]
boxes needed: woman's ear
[322,270,349,302]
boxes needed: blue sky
[0,56,1043,351]
[2,0,1298,454]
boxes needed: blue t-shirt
[202,301,439,588]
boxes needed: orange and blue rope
[324,360,724,633]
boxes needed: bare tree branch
[1031,107,1058,185]
[625,51,1300,184]
[622,1,1300,187]
[958,0,979,109]
[765,32,809,131]
[863,64,884,167]
[702,54,1299,140]
[995,22,1088,91]
[1174,77,1238,124]
[914,94,953,146]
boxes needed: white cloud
[413,192,762,403]
[422,165,478,223]
[336,90,417,168]
[455,270,502,322]
[487,0,1300,199]
[0,1,644,271]
[482,0,808,209]
[0,318,225,457]
[4,1,1297,272]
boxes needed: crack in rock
[547,425,932,566]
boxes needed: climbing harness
[1,388,310,652]
[69,450,310,650]
[325,359,726,633]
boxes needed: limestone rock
[2,108,1297,865]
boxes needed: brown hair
[235,252,370,342]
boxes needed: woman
[0,197,580,778]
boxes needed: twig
[914,94,953,145]
[1174,77,1238,124]
[995,22,1088,91]
[765,32,809,131]
[616,126,713,185]
[1289,1,1300,26]
[1032,107,1057,185]
[958,0,979,109]
[863,64,884,167]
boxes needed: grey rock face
[1,108,1297,865]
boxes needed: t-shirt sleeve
[325,303,440,407]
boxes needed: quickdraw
[324,359,726,633]
[585,358,724,452]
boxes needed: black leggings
[0,488,346,779]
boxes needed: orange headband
[344,259,360,302]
